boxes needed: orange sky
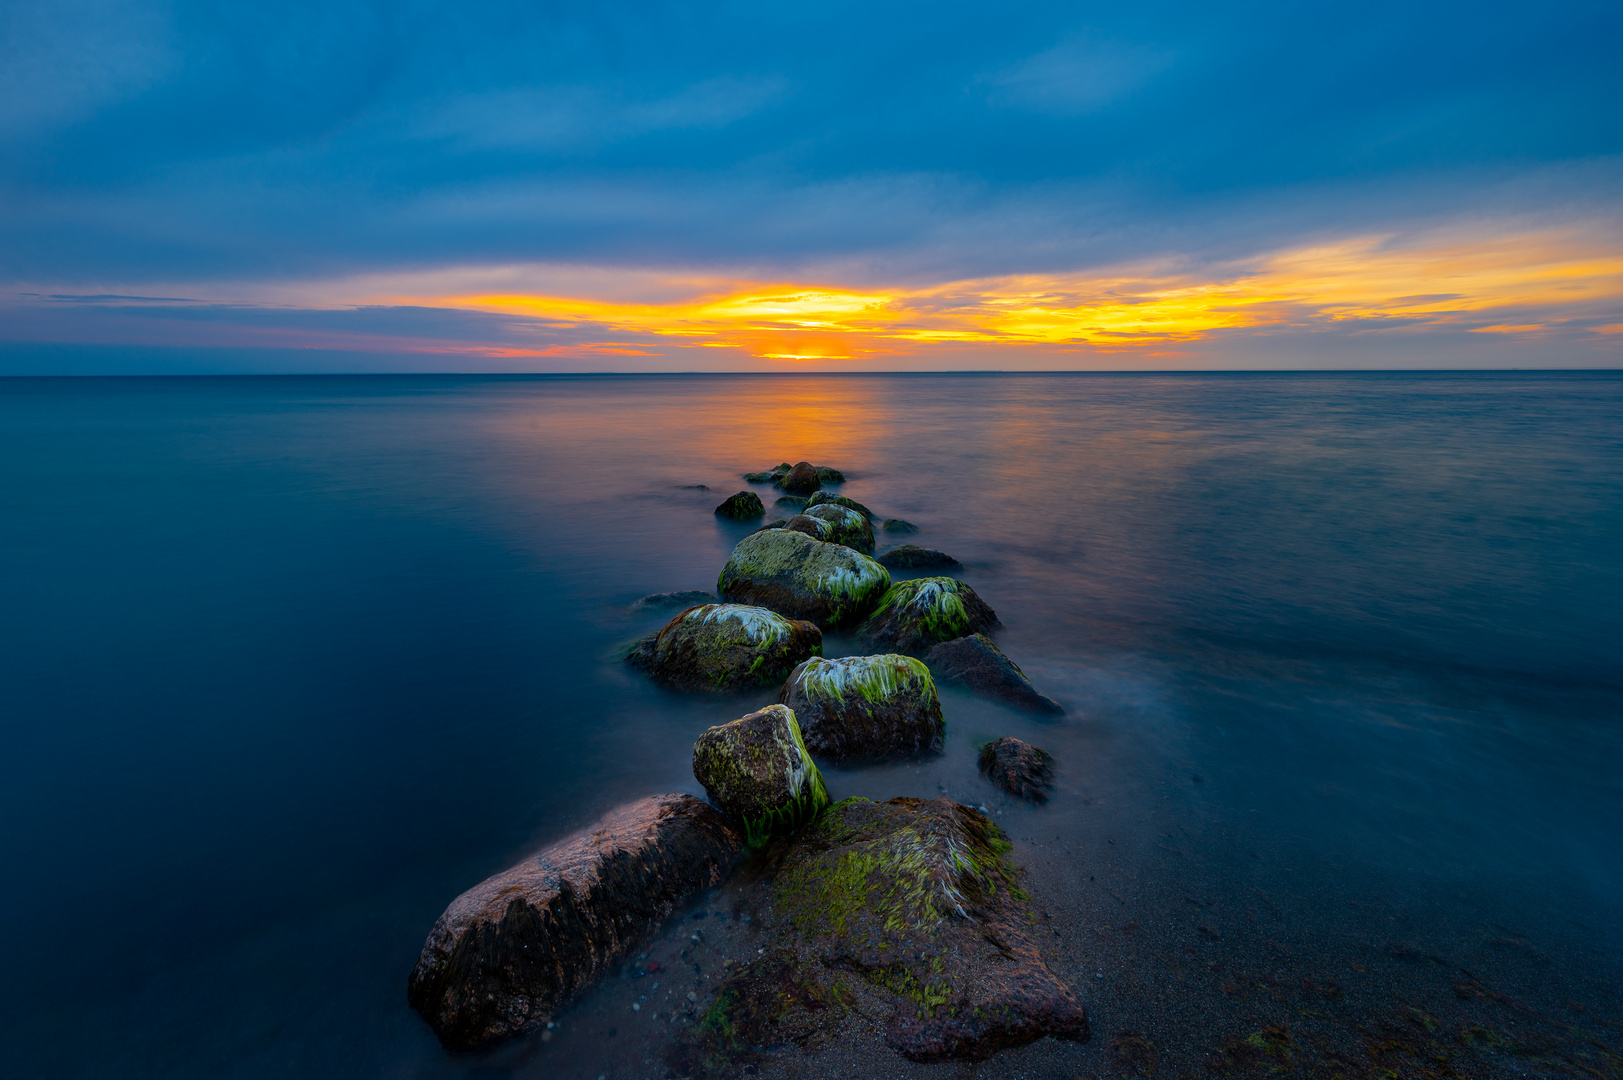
[379,226,1623,361]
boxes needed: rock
[814,466,845,485]
[627,603,822,690]
[806,491,875,519]
[775,461,822,495]
[691,704,830,847]
[882,518,919,534]
[774,495,809,511]
[782,513,833,543]
[856,577,999,655]
[714,490,765,520]
[749,518,787,535]
[924,634,1064,714]
[407,794,745,1051]
[778,654,943,761]
[977,737,1054,803]
[681,484,711,491]
[630,590,717,612]
[801,502,875,553]
[878,544,960,570]
[767,797,1089,1060]
[718,529,891,629]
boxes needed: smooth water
[2,372,1619,1079]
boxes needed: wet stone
[978,737,1055,803]
[806,491,875,519]
[406,794,745,1052]
[714,491,765,520]
[773,495,809,511]
[691,704,830,847]
[718,528,890,629]
[877,545,960,570]
[627,603,822,691]
[882,518,919,534]
[856,576,999,655]
[778,654,944,762]
[631,590,718,612]
[775,461,822,495]
[925,633,1064,714]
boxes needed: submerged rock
[692,704,830,847]
[856,577,1000,655]
[878,544,961,570]
[407,794,744,1051]
[630,590,717,612]
[627,603,822,690]
[774,495,810,511]
[775,461,822,495]
[778,654,944,761]
[714,490,765,519]
[768,797,1089,1060]
[718,528,891,629]
[749,518,787,535]
[978,737,1054,803]
[806,490,875,519]
[743,464,793,483]
[882,518,919,534]
[814,466,846,485]
[925,634,1064,714]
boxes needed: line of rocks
[408,459,1083,1067]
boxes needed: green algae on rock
[691,704,831,847]
[767,796,1088,1060]
[718,528,891,629]
[806,491,874,519]
[855,576,999,655]
[713,490,765,520]
[627,603,822,690]
[776,461,822,495]
[778,654,944,762]
[801,502,875,553]
[407,794,744,1052]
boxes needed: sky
[1,0,1620,372]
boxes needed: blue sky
[2,0,1620,370]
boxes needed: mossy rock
[882,518,919,534]
[814,466,845,485]
[877,544,959,570]
[774,495,809,511]
[769,796,1089,1060]
[628,604,822,691]
[775,461,822,495]
[855,577,999,655]
[925,634,1063,714]
[806,491,875,519]
[692,704,830,847]
[718,529,891,629]
[801,503,875,554]
[713,490,765,520]
[779,655,944,762]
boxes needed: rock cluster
[412,456,1083,1069]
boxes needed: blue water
[1,372,1619,1078]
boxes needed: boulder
[801,502,875,553]
[882,518,919,534]
[978,737,1054,803]
[691,704,830,847]
[749,518,787,535]
[775,461,822,495]
[925,634,1064,714]
[774,495,810,511]
[778,654,943,761]
[782,512,833,543]
[767,797,1089,1059]
[718,529,891,629]
[630,590,717,612]
[407,794,745,1051]
[814,466,846,485]
[856,577,1000,655]
[744,463,794,483]
[627,604,822,690]
[806,491,874,519]
[714,490,765,519]
[878,544,960,570]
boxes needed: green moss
[866,578,975,642]
[793,654,935,705]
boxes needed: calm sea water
[1,372,1619,1079]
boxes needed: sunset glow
[407,227,1623,360]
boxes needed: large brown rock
[978,737,1055,803]
[766,797,1088,1060]
[407,794,745,1051]
[855,576,1000,655]
[718,528,890,629]
[925,633,1064,714]
[776,460,822,495]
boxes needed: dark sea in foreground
[2,371,1620,1079]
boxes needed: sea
[1,371,1619,1079]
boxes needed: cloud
[982,34,1172,114]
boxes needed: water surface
[2,372,1619,1078]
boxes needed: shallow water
[1,372,1619,1079]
